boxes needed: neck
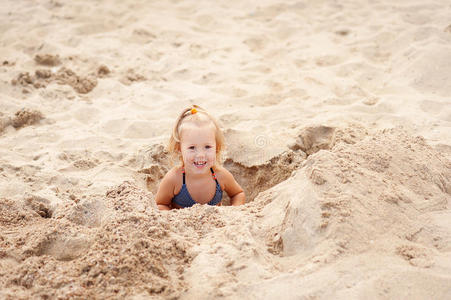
[183,166,212,179]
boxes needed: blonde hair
[168,105,225,166]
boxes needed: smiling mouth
[194,161,206,167]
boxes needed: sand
[1,0,451,299]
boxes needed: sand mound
[265,128,450,258]
[120,68,147,85]
[0,183,192,298]
[1,128,450,299]
[12,66,98,94]
[11,108,44,129]
[180,128,451,299]
[34,54,61,67]
[0,108,44,134]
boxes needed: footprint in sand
[315,55,344,67]
[243,36,268,53]
[53,197,106,228]
[35,232,93,261]
[404,48,451,97]
[419,100,451,122]
[120,68,146,85]
[24,195,53,218]
[130,28,157,44]
[396,244,434,268]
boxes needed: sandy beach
[1,0,451,298]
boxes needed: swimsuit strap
[210,167,219,184]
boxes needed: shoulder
[213,165,235,185]
[156,166,183,201]
[165,166,183,181]
[160,166,182,188]
[212,165,244,197]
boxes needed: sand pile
[181,128,451,299]
[12,63,99,94]
[0,108,44,134]
[1,127,450,299]
[1,182,206,298]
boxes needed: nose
[195,148,206,158]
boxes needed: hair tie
[190,108,197,114]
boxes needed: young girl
[155,105,245,210]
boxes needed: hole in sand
[138,125,344,205]
[223,150,304,203]
[224,125,342,203]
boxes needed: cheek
[207,150,216,160]
[181,150,193,160]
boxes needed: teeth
[194,161,206,165]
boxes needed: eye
[205,145,212,149]
[188,146,195,150]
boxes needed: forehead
[180,122,216,144]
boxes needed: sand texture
[1,0,451,299]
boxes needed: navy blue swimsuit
[172,168,223,208]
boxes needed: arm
[155,170,177,210]
[230,190,245,206]
[221,168,245,206]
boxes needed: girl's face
[179,124,217,174]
